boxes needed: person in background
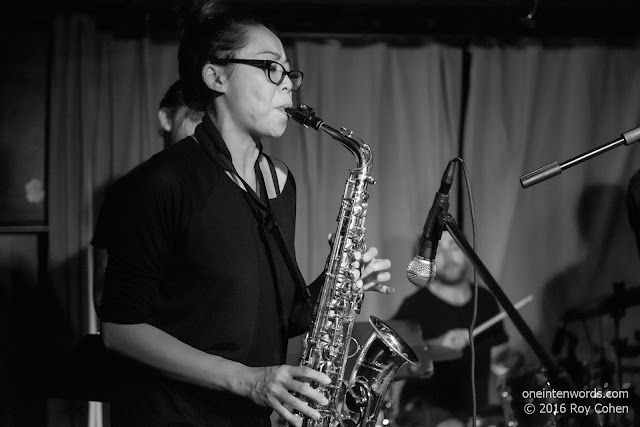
[95,1,393,426]
[393,231,510,427]
[157,80,204,149]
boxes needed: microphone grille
[406,257,436,288]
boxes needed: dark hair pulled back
[178,0,266,110]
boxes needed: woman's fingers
[287,377,329,407]
[363,257,391,276]
[280,366,331,423]
[256,365,331,424]
[362,280,395,294]
[362,246,378,262]
[291,366,331,385]
[270,398,304,427]
[279,388,323,421]
[352,246,392,293]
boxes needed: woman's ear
[202,63,225,93]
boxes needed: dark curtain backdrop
[47,13,640,427]
[47,14,180,427]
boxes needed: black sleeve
[92,184,117,250]
[99,164,186,324]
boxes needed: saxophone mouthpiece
[285,104,323,129]
[406,257,436,288]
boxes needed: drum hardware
[563,283,640,322]
[557,333,592,391]
[393,343,462,381]
[563,282,640,391]
[621,365,640,374]
[497,367,558,427]
[614,339,640,358]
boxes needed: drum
[498,367,557,427]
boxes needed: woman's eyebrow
[257,50,290,64]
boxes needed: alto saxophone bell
[345,316,420,427]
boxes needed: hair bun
[180,0,228,33]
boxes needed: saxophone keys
[339,127,354,138]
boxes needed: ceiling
[14,0,640,40]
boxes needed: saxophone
[285,105,419,427]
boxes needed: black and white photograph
[1,1,640,426]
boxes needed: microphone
[407,160,457,287]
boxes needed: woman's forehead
[241,26,286,60]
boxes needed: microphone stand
[439,212,576,392]
[520,125,640,188]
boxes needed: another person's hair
[178,0,268,110]
[159,80,187,113]
[158,80,202,147]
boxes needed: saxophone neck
[285,104,373,173]
[318,122,373,173]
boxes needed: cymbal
[563,285,640,322]
[393,343,462,381]
[415,343,463,362]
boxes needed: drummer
[393,231,512,427]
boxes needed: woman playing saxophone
[94,1,392,426]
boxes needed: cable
[454,157,479,426]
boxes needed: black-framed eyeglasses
[214,59,303,91]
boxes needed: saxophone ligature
[285,104,419,427]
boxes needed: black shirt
[95,118,309,425]
[393,284,508,419]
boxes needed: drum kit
[549,283,640,427]
[353,285,640,427]
[486,283,640,427]
[466,284,640,427]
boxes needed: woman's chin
[269,120,288,138]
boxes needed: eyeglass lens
[267,62,302,90]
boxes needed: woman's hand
[357,246,393,294]
[248,365,331,427]
[326,234,393,294]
